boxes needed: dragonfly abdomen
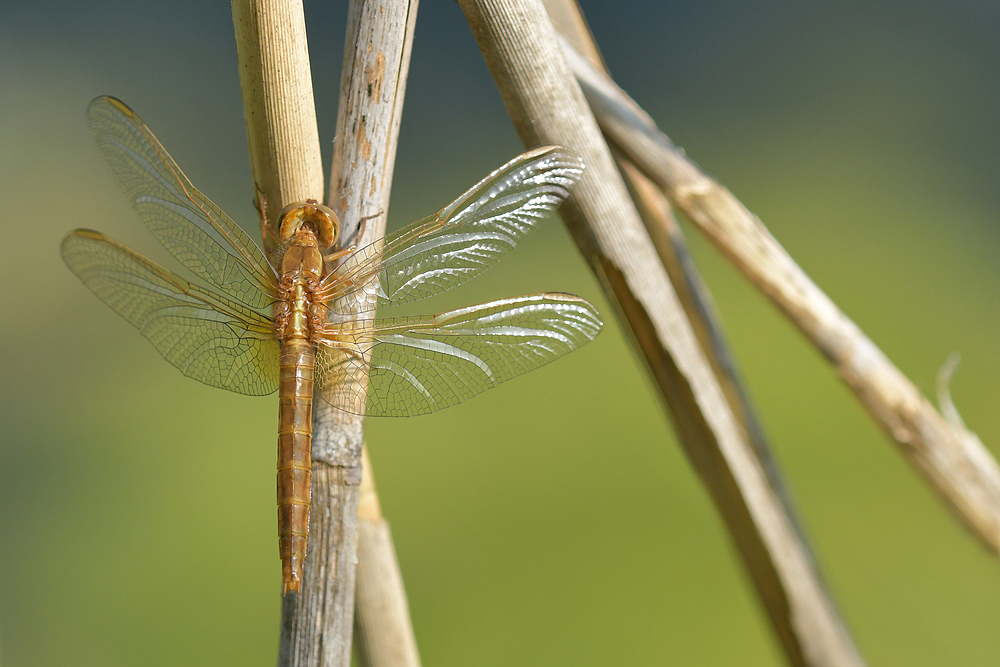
[277,338,315,594]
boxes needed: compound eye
[311,201,339,248]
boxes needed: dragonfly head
[278,199,339,249]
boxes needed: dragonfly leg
[254,186,284,258]
[322,209,383,264]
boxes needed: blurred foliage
[1,1,999,665]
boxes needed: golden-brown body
[62,97,600,596]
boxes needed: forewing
[87,96,278,308]
[61,230,280,396]
[324,147,585,314]
[314,294,602,416]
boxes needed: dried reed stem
[354,446,422,666]
[231,1,358,664]
[232,0,324,211]
[321,1,421,666]
[458,1,864,664]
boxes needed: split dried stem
[354,446,422,666]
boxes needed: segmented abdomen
[277,338,314,594]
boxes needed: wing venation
[323,147,585,314]
[87,96,278,309]
[61,229,279,396]
[313,293,602,416]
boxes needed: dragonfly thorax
[274,228,329,342]
[279,229,324,279]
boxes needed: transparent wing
[61,229,280,396]
[323,147,585,315]
[314,294,602,416]
[87,96,278,308]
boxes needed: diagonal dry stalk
[232,0,419,665]
[542,0,819,564]
[457,0,864,664]
[562,35,1000,555]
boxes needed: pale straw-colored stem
[563,35,1000,555]
[458,1,864,664]
[231,1,359,664]
[232,0,325,215]
[354,445,421,666]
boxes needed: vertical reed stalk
[319,1,421,666]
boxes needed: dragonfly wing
[61,229,280,396]
[325,147,585,314]
[87,96,278,309]
[314,294,602,416]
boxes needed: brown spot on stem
[356,116,371,159]
[367,52,386,100]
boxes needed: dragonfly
[62,96,603,594]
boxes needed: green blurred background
[2,1,999,664]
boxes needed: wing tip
[539,292,605,337]
[89,95,134,118]
[531,145,586,175]
[63,228,104,241]
[60,228,104,259]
